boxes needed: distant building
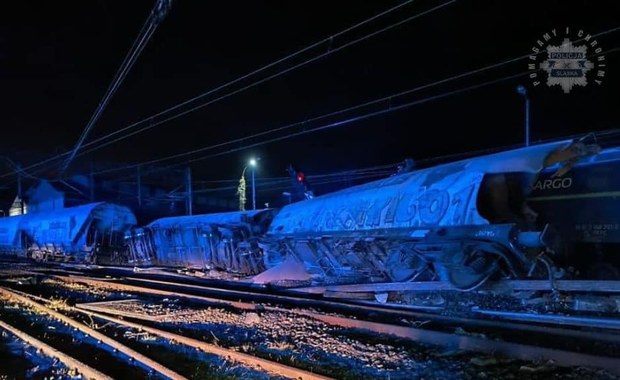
[8,196,28,216]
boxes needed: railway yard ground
[1,259,620,380]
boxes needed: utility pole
[17,165,23,214]
[251,165,256,210]
[247,157,259,210]
[517,85,530,147]
[525,95,530,147]
[89,162,95,202]
[137,166,142,208]
[185,167,192,216]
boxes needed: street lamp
[249,158,258,210]
[239,157,260,211]
[516,85,530,147]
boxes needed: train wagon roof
[147,209,274,229]
[19,202,137,243]
[19,202,107,238]
[268,139,582,235]
[463,140,574,173]
[545,145,620,169]
[21,202,104,220]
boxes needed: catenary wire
[58,2,167,175]
[5,0,455,177]
[3,25,619,188]
[52,21,620,165]
[84,31,620,175]
[71,0,459,159]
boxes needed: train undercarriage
[262,223,563,291]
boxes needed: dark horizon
[1,0,619,210]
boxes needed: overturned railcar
[0,202,137,263]
[125,209,276,274]
[265,139,599,289]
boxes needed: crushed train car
[124,209,276,274]
[0,202,137,263]
[6,135,615,291]
[264,139,602,288]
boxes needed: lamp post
[516,85,530,147]
[249,158,258,210]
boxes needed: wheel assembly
[446,244,500,290]
[385,245,430,282]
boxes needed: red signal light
[297,172,305,183]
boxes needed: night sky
[1,0,619,206]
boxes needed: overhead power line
[3,22,619,184]
[13,20,620,181]
[92,43,620,176]
[57,0,173,176]
[166,164,398,195]
[190,171,394,196]
[8,0,454,177]
[74,22,620,160]
[151,72,534,170]
[90,70,531,176]
[76,0,456,156]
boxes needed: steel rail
[78,301,620,376]
[289,280,620,294]
[0,319,113,380]
[2,282,332,380]
[39,274,620,375]
[472,308,620,330]
[0,287,187,380]
[52,274,620,345]
[74,307,333,380]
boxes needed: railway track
[1,262,620,378]
[53,273,620,339]
[0,285,328,380]
[0,318,113,380]
[0,290,185,379]
[41,262,620,305]
[29,264,620,332]
[2,265,620,379]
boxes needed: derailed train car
[263,138,602,289]
[5,136,610,290]
[123,137,605,289]
[0,202,137,263]
[125,209,275,274]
